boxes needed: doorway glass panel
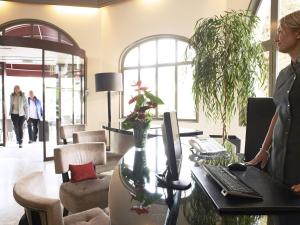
[0,63,3,145]
[60,53,73,125]
[2,47,43,147]
[74,56,84,124]
[44,50,59,158]
[0,46,85,160]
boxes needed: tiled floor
[0,142,61,225]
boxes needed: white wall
[98,0,228,133]
[99,0,250,149]
[96,0,229,132]
[0,0,251,150]
[227,0,250,10]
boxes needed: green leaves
[144,91,164,105]
[188,10,267,138]
[122,80,164,130]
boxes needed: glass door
[73,56,85,124]
[60,53,73,125]
[43,51,85,160]
[1,46,43,148]
[0,62,4,145]
[44,50,60,159]
[0,45,85,160]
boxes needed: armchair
[73,130,123,174]
[60,124,85,144]
[13,171,109,225]
[54,143,110,215]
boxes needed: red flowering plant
[122,80,164,148]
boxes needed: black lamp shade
[95,72,123,92]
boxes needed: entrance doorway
[0,46,85,160]
[0,19,86,161]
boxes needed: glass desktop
[107,137,300,225]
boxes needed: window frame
[248,0,279,96]
[119,34,198,122]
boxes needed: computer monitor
[156,111,191,190]
[162,111,182,181]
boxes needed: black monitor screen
[162,111,182,181]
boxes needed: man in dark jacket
[27,90,43,143]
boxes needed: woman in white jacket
[9,85,28,148]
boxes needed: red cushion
[69,162,97,183]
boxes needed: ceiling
[4,0,129,8]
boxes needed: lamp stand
[107,91,111,151]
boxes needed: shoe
[28,140,33,144]
[19,144,22,148]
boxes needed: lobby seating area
[13,171,109,225]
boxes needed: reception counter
[108,137,300,225]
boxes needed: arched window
[250,0,300,96]
[120,35,196,121]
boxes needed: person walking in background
[27,90,43,143]
[9,85,28,148]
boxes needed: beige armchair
[54,143,111,215]
[60,124,85,144]
[73,130,123,174]
[73,130,107,144]
[13,171,109,225]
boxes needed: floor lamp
[95,72,123,150]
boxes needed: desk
[108,137,300,225]
[103,125,203,155]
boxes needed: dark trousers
[11,114,25,144]
[28,118,39,141]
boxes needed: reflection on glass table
[120,150,162,214]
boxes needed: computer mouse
[227,162,247,171]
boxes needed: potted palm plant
[188,10,267,142]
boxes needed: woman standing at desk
[247,10,300,193]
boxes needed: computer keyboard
[203,164,263,199]
[189,137,226,154]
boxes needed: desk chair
[244,97,276,162]
[13,171,110,225]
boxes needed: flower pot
[133,122,150,149]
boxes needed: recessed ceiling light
[142,0,160,4]
[53,5,98,14]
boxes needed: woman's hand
[245,149,270,169]
[291,184,300,194]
